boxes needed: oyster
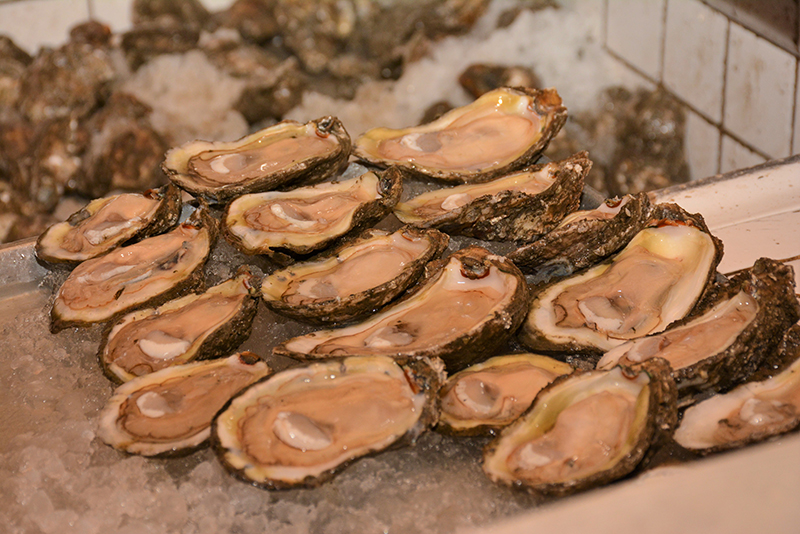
[98,352,271,457]
[674,325,800,453]
[36,184,181,265]
[508,192,652,277]
[212,355,443,489]
[353,87,567,183]
[482,359,677,496]
[273,246,529,372]
[224,168,402,258]
[596,258,800,403]
[261,226,449,324]
[99,267,261,383]
[50,206,217,332]
[163,116,351,203]
[393,152,588,242]
[438,353,574,436]
[519,205,722,357]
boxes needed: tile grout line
[717,18,731,175]
[86,0,94,20]
[659,0,669,84]
[791,57,799,154]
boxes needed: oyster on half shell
[163,116,351,204]
[393,152,588,242]
[354,87,567,183]
[51,206,217,332]
[212,355,443,489]
[261,226,449,324]
[36,184,182,265]
[273,246,529,372]
[99,267,261,383]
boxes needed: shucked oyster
[163,116,351,204]
[508,192,652,277]
[393,152,588,242]
[354,87,567,183]
[51,207,217,332]
[519,204,722,357]
[98,352,271,457]
[99,267,261,383]
[36,184,181,265]
[482,359,677,496]
[596,258,800,403]
[274,246,529,372]
[438,353,574,436]
[261,226,449,324]
[224,168,402,259]
[212,355,443,489]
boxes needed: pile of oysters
[36,86,800,497]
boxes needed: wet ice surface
[0,240,549,534]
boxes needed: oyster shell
[596,258,800,403]
[99,267,261,383]
[519,204,723,357]
[212,355,443,489]
[36,184,181,265]
[508,192,652,277]
[50,206,217,332]
[273,246,529,372]
[223,167,402,258]
[393,152,588,242]
[163,116,351,204]
[673,325,800,453]
[261,226,449,324]
[353,87,567,183]
[438,353,574,436]
[98,352,271,457]
[482,359,677,496]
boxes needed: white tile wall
[662,0,728,123]
[720,135,767,174]
[724,23,796,159]
[606,0,665,80]
[685,110,721,180]
[0,0,90,54]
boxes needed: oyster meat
[596,258,800,403]
[163,116,351,203]
[99,267,261,383]
[519,205,722,356]
[508,192,652,277]
[438,353,574,436]
[482,359,677,496]
[273,246,529,371]
[353,87,567,183]
[393,152,588,242]
[261,226,449,324]
[98,352,271,457]
[224,168,402,258]
[51,207,217,332]
[212,355,443,489]
[36,184,181,265]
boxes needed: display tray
[1,157,799,534]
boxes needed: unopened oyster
[597,258,800,403]
[212,355,443,489]
[261,226,449,324]
[508,192,652,277]
[51,207,217,332]
[393,152,588,242]
[163,116,351,203]
[98,352,271,457]
[99,267,261,383]
[519,205,722,357]
[224,168,402,258]
[354,87,567,183]
[674,325,800,453]
[274,246,529,372]
[36,184,181,265]
[482,359,677,496]
[438,353,574,436]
